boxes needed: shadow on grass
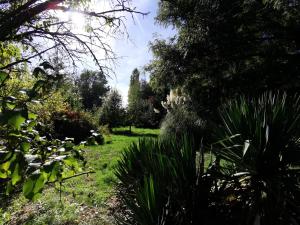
[112,130,158,138]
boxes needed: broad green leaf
[12,163,21,185]
[63,157,80,171]
[5,101,16,110]
[23,178,34,198]
[0,71,8,85]
[33,173,46,194]
[23,173,47,200]
[44,161,60,182]
[1,111,27,130]
[0,161,10,171]
[8,114,26,130]
[21,142,30,152]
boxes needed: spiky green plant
[115,137,214,225]
[212,92,300,225]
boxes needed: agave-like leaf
[212,92,300,224]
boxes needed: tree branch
[0,44,60,70]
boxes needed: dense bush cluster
[160,105,204,144]
[159,89,206,147]
[52,110,97,144]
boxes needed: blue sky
[55,0,175,105]
[106,0,176,105]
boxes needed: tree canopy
[77,70,109,110]
[148,0,300,118]
[99,89,124,128]
[127,68,141,113]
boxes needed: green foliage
[160,89,206,147]
[77,70,110,110]
[1,127,159,224]
[133,99,160,128]
[127,69,162,128]
[127,68,142,125]
[211,92,300,224]
[99,89,125,128]
[116,93,300,225]
[29,90,69,125]
[149,0,300,119]
[86,130,105,146]
[59,78,83,110]
[160,104,205,145]
[0,65,85,201]
[115,137,212,225]
[52,109,97,144]
[0,43,21,67]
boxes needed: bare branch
[0,44,59,70]
[0,0,147,73]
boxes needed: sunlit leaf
[7,111,26,130]
[243,140,250,157]
[21,142,30,152]
[23,173,47,200]
[23,178,34,198]
[12,163,22,185]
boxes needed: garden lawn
[1,127,159,225]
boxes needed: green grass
[1,127,159,225]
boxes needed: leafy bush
[86,130,105,145]
[160,105,205,147]
[160,88,206,147]
[0,66,85,201]
[29,90,69,125]
[52,109,97,144]
[133,99,161,128]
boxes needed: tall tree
[99,89,124,128]
[77,70,109,110]
[127,69,162,128]
[127,68,141,127]
[147,0,300,118]
[128,68,141,109]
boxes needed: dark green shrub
[160,105,206,147]
[115,137,215,225]
[86,130,104,145]
[52,110,96,144]
[132,100,161,129]
[115,93,300,225]
[211,92,300,225]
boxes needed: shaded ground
[1,127,159,225]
